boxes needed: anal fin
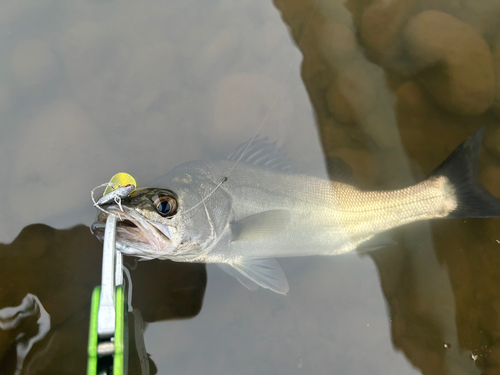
[218,258,289,295]
[217,263,259,291]
[357,233,396,252]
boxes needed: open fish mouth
[91,205,173,258]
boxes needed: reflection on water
[0,225,206,374]
[0,293,50,375]
[1,0,500,374]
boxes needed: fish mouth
[91,205,174,259]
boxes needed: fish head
[91,164,232,260]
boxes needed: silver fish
[91,128,499,294]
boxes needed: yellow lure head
[103,172,137,196]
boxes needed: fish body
[92,128,500,294]
[180,160,455,262]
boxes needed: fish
[91,128,500,294]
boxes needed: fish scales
[201,161,456,261]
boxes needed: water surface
[1,0,500,374]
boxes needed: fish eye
[153,195,177,217]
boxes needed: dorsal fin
[226,137,293,172]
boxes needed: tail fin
[430,127,500,218]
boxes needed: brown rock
[479,164,500,198]
[315,22,357,62]
[396,81,430,120]
[326,64,377,123]
[362,108,401,150]
[329,147,379,184]
[320,121,352,151]
[302,56,332,91]
[404,10,496,116]
[344,0,371,28]
[482,125,500,159]
[492,43,500,117]
[359,0,415,65]
[395,80,441,133]
[457,0,500,44]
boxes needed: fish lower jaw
[93,207,176,256]
[91,219,168,252]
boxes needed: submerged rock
[316,22,357,62]
[359,0,415,66]
[326,64,377,124]
[328,147,379,185]
[404,10,495,116]
[492,43,500,118]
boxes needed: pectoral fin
[218,258,289,295]
[230,210,291,242]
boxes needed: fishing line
[114,195,125,213]
[91,183,112,210]
[176,177,227,215]
[122,265,133,312]
[178,1,318,217]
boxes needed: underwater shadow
[0,224,206,375]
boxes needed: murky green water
[1,0,500,374]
